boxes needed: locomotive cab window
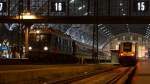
[123,43,132,52]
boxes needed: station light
[78,7,82,10]
[70,0,75,3]
[44,46,48,51]
[20,12,36,19]
[16,11,36,19]
[84,12,88,15]
[120,3,123,6]
[121,8,124,11]
[78,5,85,10]
[36,30,40,34]
[29,46,32,51]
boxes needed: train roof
[29,28,71,38]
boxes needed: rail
[45,66,136,84]
[46,66,120,84]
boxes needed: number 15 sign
[136,1,149,12]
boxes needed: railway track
[102,67,132,84]
[44,66,135,84]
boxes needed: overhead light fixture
[121,8,124,11]
[78,5,85,10]
[120,3,123,6]
[36,30,40,34]
[70,0,75,3]
[122,13,126,16]
[84,12,88,15]
[16,10,36,19]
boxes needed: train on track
[28,28,109,64]
[119,42,137,66]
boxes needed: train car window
[61,38,63,51]
[58,37,61,49]
[123,43,132,52]
[36,35,40,42]
[67,40,69,52]
[63,39,66,51]
[59,37,62,51]
[68,40,70,52]
[55,37,58,48]
[47,34,51,47]
[51,35,55,48]
[57,37,59,48]
[58,37,60,48]
[63,39,66,52]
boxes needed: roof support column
[27,0,30,11]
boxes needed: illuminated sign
[136,1,149,12]
[0,2,6,12]
[0,47,10,50]
[51,2,65,12]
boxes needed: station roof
[0,0,150,48]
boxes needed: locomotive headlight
[120,53,124,56]
[29,46,32,51]
[44,46,48,51]
[131,53,134,56]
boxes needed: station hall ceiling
[0,0,150,47]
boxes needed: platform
[131,58,150,84]
[0,64,114,84]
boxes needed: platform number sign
[51,2,65,12]
[136,1,149,12]
[0,2,6,12]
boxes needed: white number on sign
[0,3,3,11]
[138,2,145,11]
[55,3,62,12]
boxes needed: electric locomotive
[119,42,137,66]
[27,28,108,64]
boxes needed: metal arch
[65,24,94,45]
[100,32,147,51]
